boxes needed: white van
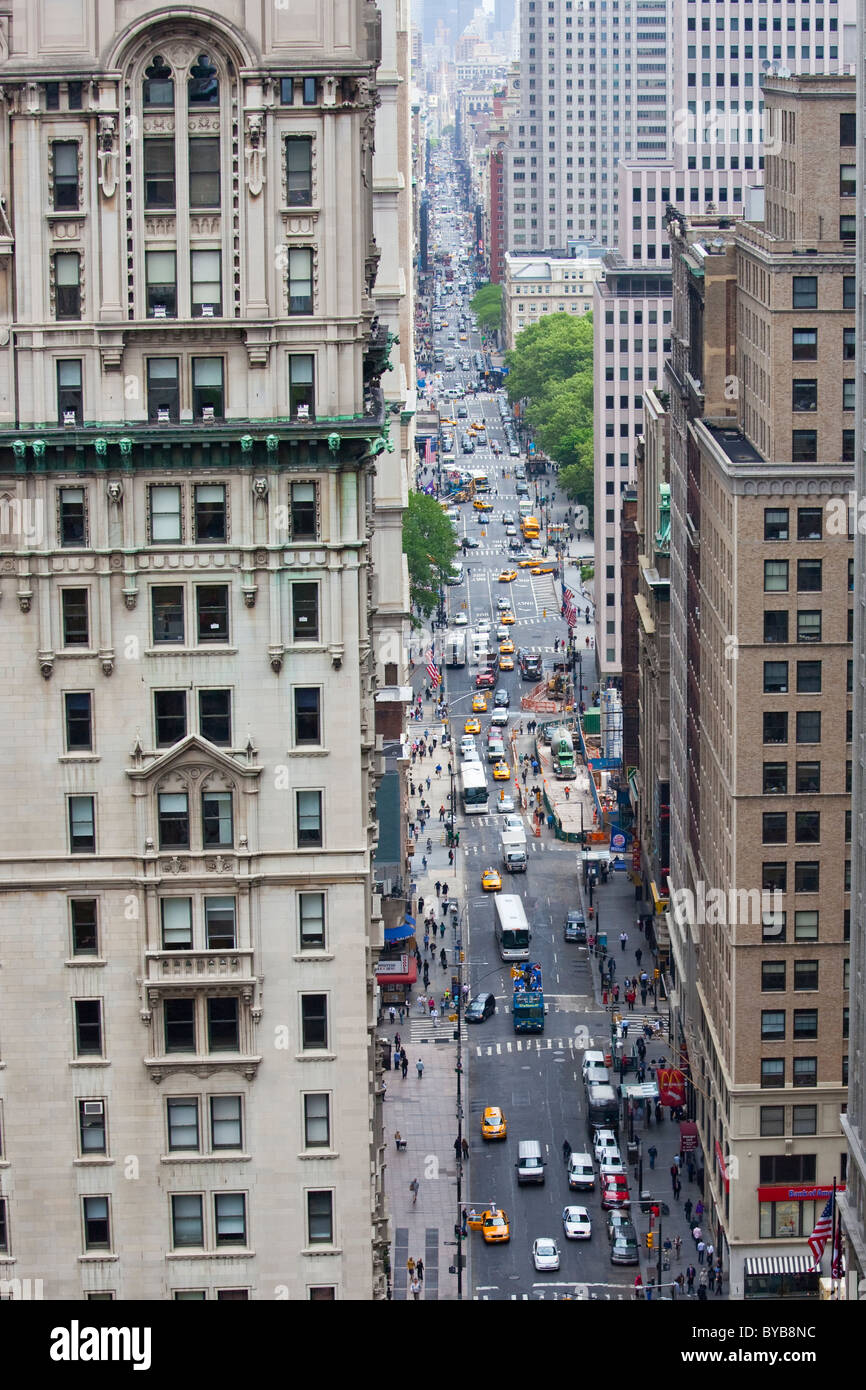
[582,1051,608,1085]
[567,1152,595,1191]
[516,1139,546,1185]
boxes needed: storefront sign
[757,1185,846,1203]
[377,956,409,976]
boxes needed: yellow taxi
[518,559,537,568]
[501,612,516,624]
[459,333,468,341]
[473,499,494,512]
[498,570,517,583]
[464,717,481,735]
[481,1208,511,1244]
[472,693,488,713]
[492,761,511,781]
[440,416,457,426]
[469,420,486,433]
[499,639,515,655]
[531,565,556,576]
[481,867,502,892]
[499,655,515,671]
[481,1107,507,1141]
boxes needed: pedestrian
[613,984,620,1004]
[675,1273,685,1298]
[462,1137,469,1160]
[454,1137,461,1161]
[410,1177,420,1205]
[426,776,431,791]
[416,1258,424,1284]
[448,848,454,865]
[695,1199,704,1221]
[684,1197,693,1225]
[407,1255,416,1278]
[641,987,648,1006]
[705,1241,714,1266]
[398,1003,406,1024]
[670,1163,678,1183]
[687,1159,696,1183]
[692,1225,702,1246]
[441,883,449,900]
[648,1145,657,1170]
[440,947,447,969]
[417,897,424,917]
[674,1234,682,1260]
[619,931,628,952]
[697,1270,708,1300]
[431,1007,439,1027]
[416,1059,424,1079]
[401,1055,408,1079]
[714,1266,723,1296]
[440,921,445,939]
[417,995,426,1015]
[563,1138,572,1165]
[435,880,442,897]
[410,1275,421,1300]
[674,1176,681,1200]
[633,1274,643,1300]
[686,1264,696,1294]
[427,996,435,1015]
[608,957,616,979]
[697,1239,706,1264]
[394,1046,401,1070]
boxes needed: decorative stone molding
[242,586,257,608]
[254,549,268,567]
[252,477,268,501]
[142,115,175,135]
[123,589,138,610]
[282,211,319,237]
[40,659,54,680]
[50,222,82,241]
[188,114,220,133]
[244,111,265,196]
[144,216,176,237]
[161,856,189,874]
[17,591,32,613]
[101,658,114,677]
[99,339,124,372]
[97,116,119,198]
[203,855,236,873]
[107,481,123,504]
[189,215,220,236]
[268,647,284,674]
[145,1058,262,1084]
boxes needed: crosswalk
[475,1290,626,1300]
[473,1036,579,1057]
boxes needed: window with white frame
[298,892,325,950]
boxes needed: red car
[475,671,496,689]
[600,1175,631,1211]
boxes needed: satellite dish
[712,237,725,249]
[777,66,792,78]
[761,59,773,72]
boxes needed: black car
[462,536,480,549]
[494,688,510,708]
[564,910,587,944]
[465,992,496,1023]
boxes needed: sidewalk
[383,701,469,1300]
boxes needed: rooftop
[703,423,764,464]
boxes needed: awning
[745,1256,814,1276]
[679,1121,699,1152]
[384,917,415,944]
[375,954,418,986]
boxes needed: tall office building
[840,0,866,1301]
[0,0,407,1300]
[665,74,854,1298]
[593,0,856,678]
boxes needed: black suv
[465,992,496,1023]
[564,910,587,943]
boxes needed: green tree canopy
[470,282,504,333]
[504,312,594,407]
[403,492,456,617]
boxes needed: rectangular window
[792,380,817,413]
[189,137,220,207]
[796,661,821,694]
[791,330,816,361]
[158,792,190,850]
[143,138,175,209]
[299,892,325,951]
[150,484,182,542]
[797,610,821,644]
[798,509,822,542]
[161,897,192,950]
[795,811,820,844]
[794,960,818,991]
[297,789,322,848]
[290,482,317,539]
[154,690,187,746]
[792,277,817,309]
[761,1010,785,1040]
[164,999,195,1053]
[843,276,856,309]
[764,560,788,592]
[301,993,328,1049]
[840,215,856,240]
[763,712,788,744]
[207,997,239,1052]
[70,899,98,955]
[304,1094,330,1149]
[211,1095,242,1150]
[796,560,822,593]
[204,897,237,949]
[79,1099,107,1154]
[172,1194,204,1248]
[292,583,319,641]
[763,611,788,644]
[289,355,315,419]
[214,1193,246,1247]
[69,795,95,853]
[74,999,103,1056]
[147,358,180,422]
[286,137,313,205]
[202,791,232,848]
[764,508,789,541]
[843,430,855,462]
[760,1106,785,1137]
[840,113,856,146]
[793,1057,817,1088]
[62,588,89,647]
[52,141,79,210]
[793,1009,818,1040]
[57,362,83,426]
[55,251,81,320]
[166,1098,200,1152]
[794,910,819,942]
[294,688,321,746]
[199,689,231,745]
[194,484,226,542]
[763,662,788,694]
[288,248,313,314]
[796,711,821,744]
[761,1058,784,1089]
[795,763,820,795]
[307,1190,333,1245]
[152,586,185,644]
[196,585,229,643]
[83,1196,110,1251]
[762,812,787,844]
[763,762,787,795]
[761,961,786,992]
[64,691,92,752]
[843,379,856,411]
[145,250,177,318]
[794,862,820,893]
[791,431,817,463]
[190,252,222,318]
[792,1105,817,1136]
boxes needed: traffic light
[645,1232,655,1250]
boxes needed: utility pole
[455,943,465,1300]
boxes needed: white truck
[445,633,466,667]
[500,827,528,874]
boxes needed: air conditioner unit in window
[201,406,215,422]
[83,1101,104,1116]
[153,304,167,318]
[200,304,214,317]
[63,410,77,427]
[296,403,310,421]
[157,407,170,423]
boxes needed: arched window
[143,55,173,109]
[188,54,219,107]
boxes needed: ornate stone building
[0,0,405,1300]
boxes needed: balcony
[145,949,255,986]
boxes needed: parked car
[564,910,587,944]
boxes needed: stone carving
[95,438,108,457]
[188,114,220,133]
[269,651,283,674]
[144,217,176,237]
[107,480,122,502]
[101,658,114,677]
[242,587,257,608]
[97,115,119,198]
[11,439,25,458]
[52,223,81,241]
[245,112,265,196]
[252,477,268,500]
[40,659,54,680]
[204,855,236,873]
[142,115,175,135]
[119,437,133,456]
[17,592,31,613]
[161,857,189,874]
[31,439,45,458]
[189,215,220,235]
[265,433,278,453]
[327,432,341,456]
[123,590,138,610]
[240,434,253,453]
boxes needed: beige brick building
[0,0,411,1301]
[665,76,854,1298]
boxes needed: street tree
[504,312,593,407]
[470,282,504,334]
[403,492,457,618]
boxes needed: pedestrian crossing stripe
[474,1037,576,1056]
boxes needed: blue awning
[384,921,416,943]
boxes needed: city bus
[460,762,489,815]
[493,893,531,961]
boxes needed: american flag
[563,585,577,628]
[425,437,433,466]
[426,650,441,688]
[807,1197,834,1267]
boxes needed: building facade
[0,0,400,1301]
[665,75,854,1298]
[502,250,602,348]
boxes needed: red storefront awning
[376,954,418,987]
